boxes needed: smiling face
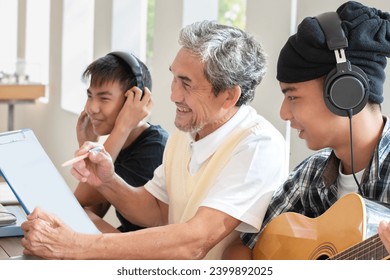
[279,78,350,151]
[169,48,236,140]
[84,80,126,136]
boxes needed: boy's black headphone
[316,12,369,117]
[107,51,144,91]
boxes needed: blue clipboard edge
[0,169,29,215]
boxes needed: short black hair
[83,53,152,92]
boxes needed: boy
[74,52,168,232]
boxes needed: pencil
[61,146,102,167]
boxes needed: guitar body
[253,193,390,260]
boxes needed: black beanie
[277,1,390,104]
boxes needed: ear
[222,85,241,109]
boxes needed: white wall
[1,0,389,224]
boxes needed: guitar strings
[331,234,386,260]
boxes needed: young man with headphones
[224,1,390,259]
[73,52,168,233]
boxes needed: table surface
[0,84,45,100]
[0,83,45,131]
[0,236,24,259]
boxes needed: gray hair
[178,20,267,106]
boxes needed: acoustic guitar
[253,193,390,260]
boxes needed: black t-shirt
[114,124,168,232]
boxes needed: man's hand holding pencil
[65,142,116,188]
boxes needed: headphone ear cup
[323,64,369,117]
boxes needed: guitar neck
[330,234,389,260]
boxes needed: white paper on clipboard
[0,129,100,234]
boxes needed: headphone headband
[107,51,144,91]
[316,12,348,50]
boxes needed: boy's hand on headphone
[115,86,153,133]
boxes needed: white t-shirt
[144,105,287,233]
[337,162,365,198]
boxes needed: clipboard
[0,129,99,234]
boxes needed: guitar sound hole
[317,255,330,260]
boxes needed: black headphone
[316,12,369,117]
[107,51,144,91]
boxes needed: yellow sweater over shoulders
[164,122,257,259]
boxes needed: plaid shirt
[242,117,390,249]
